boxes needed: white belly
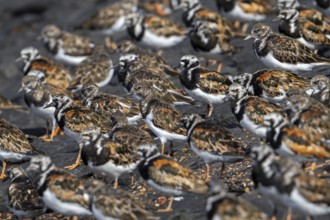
[55,47,87,65]
[226,4,266,21]
[42,189,92,216]
[185,88,228,105]
[142,30,186,48]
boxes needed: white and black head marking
[21,75,41,91]
[137,144,159,158]
[180,55,200,69]
[233,73,253,88]
[9,166,27,182]
[262,112,286,128]
[286,91,311,111]
[179,0,200,10]
[41,24,62,40]
[81,126,101,143]
[27,156,53,174]
[20,47,40,62]
[278,0,299,10]
[228,83,247,100]
[125,13,143,28]
[46,94,72,110]
[80,84,100,99]
[310,75,330,91]
[278,8,299,21]
[130,82,152,98]
[180,113,203,129]
[27,70,46,81]
[246,23,272,40]
[119,54,139,69]
[250,145,275,163]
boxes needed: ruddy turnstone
[178,0,245,38]
[69,46,114,92]
[40,24,95,65]
[0,116,44,179]
[233,69,310,103]
[119,58,195,106]
[109,111,155,149]
[180,113,247,182]
[278,0,330,29]
[26,156,92,216]
[310,75,330,106]
[251,144,330,217]
[8,166,46,219]
[130,83,187,154]
[44,94,113,170]
[206,183,268,220]
[229,83,287,138]
[278,8,330,50]
[216,0,274,22]
[18,47,72,89]
[285,90,330,143]
[189,21,236,55]
[117,40,180,77]
[125,13,187,48]
[245,23,330,72]
[262,113,330,159]
[80,126,140,189]
[81,84,141,123]
[179,55,232,117]
[76,0,138,35]
[87,180,157,220]
[20,75,72,141]
[137,144,208,212]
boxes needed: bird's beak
[244,34,253,40]
[124,92,133,97]
[17,88,23,94]
[272,16,281,22]
[36,35,42,40]
[43,102,55,109]
[15,57,23,62]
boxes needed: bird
[245,23,330,72]
[75,0,138,35]
[278,8,330,50]
[178,0,246,38]
[178,55,232,117]
[262,112,330,159]
[80,126,141,189]
[26,156,92,217]
[137,144,208,212]
[180,113,247,182]
[44,94,113,170]
[125,13,187,48]
[228,83,287,138]
[251,144,330,218]
[86,180,158,220]
[80,83,141,123]
[40,24,95,65]
[206,183,268,220]
[0,116,44,179]
[118,57,195,106]
[277,0,330,31]
[232,69,311,103]
[139,0,173,16]
[309,75,330,106]
[18,47,72,89]
[285,90,330,144]
[7,166,46,219]
[69,46,114,92]
[19,75,72,141]
[189,21,236,55]
[130,82,187,154]
[116,40,180,77]
[216,0,275,22]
